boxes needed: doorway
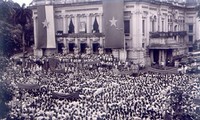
[69,43,75,53]
[93,43,100,53]
[166,49,173,66]
[58,43,64,54]
[153,49,159,64]
[80,43,87,53]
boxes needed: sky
[12,0,32,6]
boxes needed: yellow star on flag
[109,16,117,27]
[42,19,49,28]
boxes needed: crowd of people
[1,53,200,119]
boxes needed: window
[162,21,164,32]
[188,24,193,33]
[152,20,155,32]
[174,25,177,32]
[142,20,145,36]
[124,20,130,36]
[142,43,145,48]
[79,17,87,33]
[189,47,193,52]
[189,35,193,42]
[79,22,86,33]
[170,24,173,31]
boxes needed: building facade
[30,0,200,66]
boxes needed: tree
[13,3,32,67]
[0,57,13,119]
[166,86,198,120]
[0,1,22,56]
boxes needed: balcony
[149,37,188,49]
[150,37,178,44]
[150,31,187,38]
[56,31,104,38]
[148,43,187,49]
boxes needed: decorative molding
[161,9,168,12]
[77,14,86,17]
[32,16,37,19]
[55,15,62,19]
[149,7,157,11]
[55,11,62,13]
[126,5,134,8]
[135,10,142,15]
[61,15,67,18]
[90,13,99,17]
[150,15,157,21]
[142,6,148,9]
[66,14,74,18]
[65,8,98,12]
[143,11,148,16]
[163,13,168,16]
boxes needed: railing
[150,31,187,38]
[149,37,187,49]
[56,32,104,38]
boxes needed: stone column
[74,14,78,33]
[87,38,90,47]
[86,14,91,49]
[150,50,154,64]
[75,38,78,47]
[74,14,78,50]
[137,11,142,48]
[99,13,103,47]
[63,38,68,50]
[99,13,103,33]
[33,16,37,48]
[100,38,103,47]
[86,13,90,33]
[131,11,136,48]
[62,15,67,33]
[159,50,162,65]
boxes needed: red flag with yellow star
[103,0,124,48]
[36,5,56,49]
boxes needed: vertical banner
[36,5,56,49]
[103,0,124,48]
[36,5,46,48]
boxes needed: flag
[103,0,124,48]
[93,17,99,33]
[36,5,56,49]
[68,18,74,33]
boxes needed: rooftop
[29,0,200,7]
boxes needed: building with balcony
[30,0,200,66]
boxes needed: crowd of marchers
[1,53,200,120]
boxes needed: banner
[17,83,40,90]
[36,5,56,49]
[103,0,124,48]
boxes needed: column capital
[98,13,103,16]
[32,16,37,19]
[61,14,67,18]
[90,13,99,17]
[132,10,142,15]
[55,15,62,19]
[85,13,91,17]
[77,14,86,17]
[74,14,78,17]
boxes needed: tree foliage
[0,57,13,119]
[0,1,33,57]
